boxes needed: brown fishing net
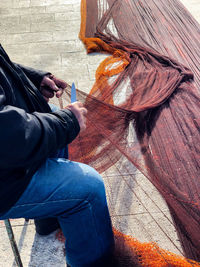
[61,0,200,265]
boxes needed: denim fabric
[0,103,114,266]
[0,159,114,266]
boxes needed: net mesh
[61,0,200,265]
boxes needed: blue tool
[71,82,77,103]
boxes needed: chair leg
[4,219,23,267]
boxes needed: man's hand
[40,74,68,102]
[65,102,87,131]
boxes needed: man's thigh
[0,158,104,220]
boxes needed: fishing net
[60,0,200,265]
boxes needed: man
[0,44,115,266]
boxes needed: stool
[4,219,28,267]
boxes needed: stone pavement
[0,0,199,266]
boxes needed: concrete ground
[0,0,199,266]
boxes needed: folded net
[63,0,200,264]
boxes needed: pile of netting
[60,0,200,265]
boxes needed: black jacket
[0,44,80,214]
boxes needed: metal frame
[4,219,23,267]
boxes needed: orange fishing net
[113,229,199,267]
[56,227,199,266]
[63,0,200,265]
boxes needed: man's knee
[86,166,106,199]
[71,162,106,202]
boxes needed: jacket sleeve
[14,63,50,89]
[0,85,80,169]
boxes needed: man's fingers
[81,107,88,116]
[79,116,87,132]
[42,77,59,91]
[55,89,64,98]
[41,87,55,98]
[40,75,69,102]
[52,76,68,89]
[65,102,88,131]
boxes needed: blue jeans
[0,158,114,266]
[0,106,114,266]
